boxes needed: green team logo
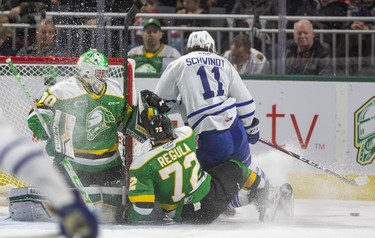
[354,96,375,165]
[86,106,115,141]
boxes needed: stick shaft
[259,138,359,186]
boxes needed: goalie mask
[144,111,175,146]
[77,49,109,94]
[186,30,216,53]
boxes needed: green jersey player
[127,112,292,224]
[27,49,126,187]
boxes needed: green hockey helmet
[77,49,109,92]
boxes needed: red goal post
[0,56,136,195]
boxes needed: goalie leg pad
[8,186,125,224]
[9,187,56,222]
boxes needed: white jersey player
[0,108,98,238]
[223,48,271,75]
[154,30,260,170]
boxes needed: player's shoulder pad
[174,126,194,140]
[48,76,85,99]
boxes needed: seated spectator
[128,19,181,73]
[223,34,271,75]
[0,26,17,56]
[285,19,333,75]
[133,0,160,46]
[231,0,278,51]
[338,0,375,75]
[1,1,49,51]
[315,0,348,30]
[7,1,48,23]
[17,19,67,57]
[171,0,210,53]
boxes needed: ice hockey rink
[1,150,374,238]
[1,198,375,238]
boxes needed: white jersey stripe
[187,100,225,119]
[191,103,236,130]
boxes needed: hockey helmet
[146,113,175,146]
[186,30,216,53]
[77,49,109,92]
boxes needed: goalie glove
[57,190,98,238]
[140,89,170,113]
[247,117,260,144]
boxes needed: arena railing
[1,12,374,76]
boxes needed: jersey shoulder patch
[257,53,264,61]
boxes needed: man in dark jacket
[285,19,333,75]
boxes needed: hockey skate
[248,185,281,222]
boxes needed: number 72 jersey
[128,126,210,213]
[155,51,256,135]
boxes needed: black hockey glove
[140,90,170,113]
[247,117,260,144]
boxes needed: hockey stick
[259,138,370,186]
[122,0,146,93]
[6,58,94,208]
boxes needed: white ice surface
[1,199,375,238]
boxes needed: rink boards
[134,76,375,201]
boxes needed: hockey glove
[57,190,98,238]
[247,117,260,144]
[140,90,170,113]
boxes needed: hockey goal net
[0,56,136,205]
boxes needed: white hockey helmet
[186,30,216,53]
[77,49,109,92]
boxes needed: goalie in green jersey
[127,110,294,224]
[26,49,130,223]
[28,49,126,187]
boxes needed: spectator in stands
[7,1,48,23]
[128,18,181,73]
[133,0,160,46]
[285,19,333,75]
[17,19,67,57]
[315,0,348,30]
[51,0,132,56]
[172,0,210,53]
[0,26,17,56]
[1,1,49,51]
[230,0,278,51]
[337,0,375,75]
[0,1,14,41]
[223,33,271,75]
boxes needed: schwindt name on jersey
[185,57,225,67]
[157,143,192,167]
